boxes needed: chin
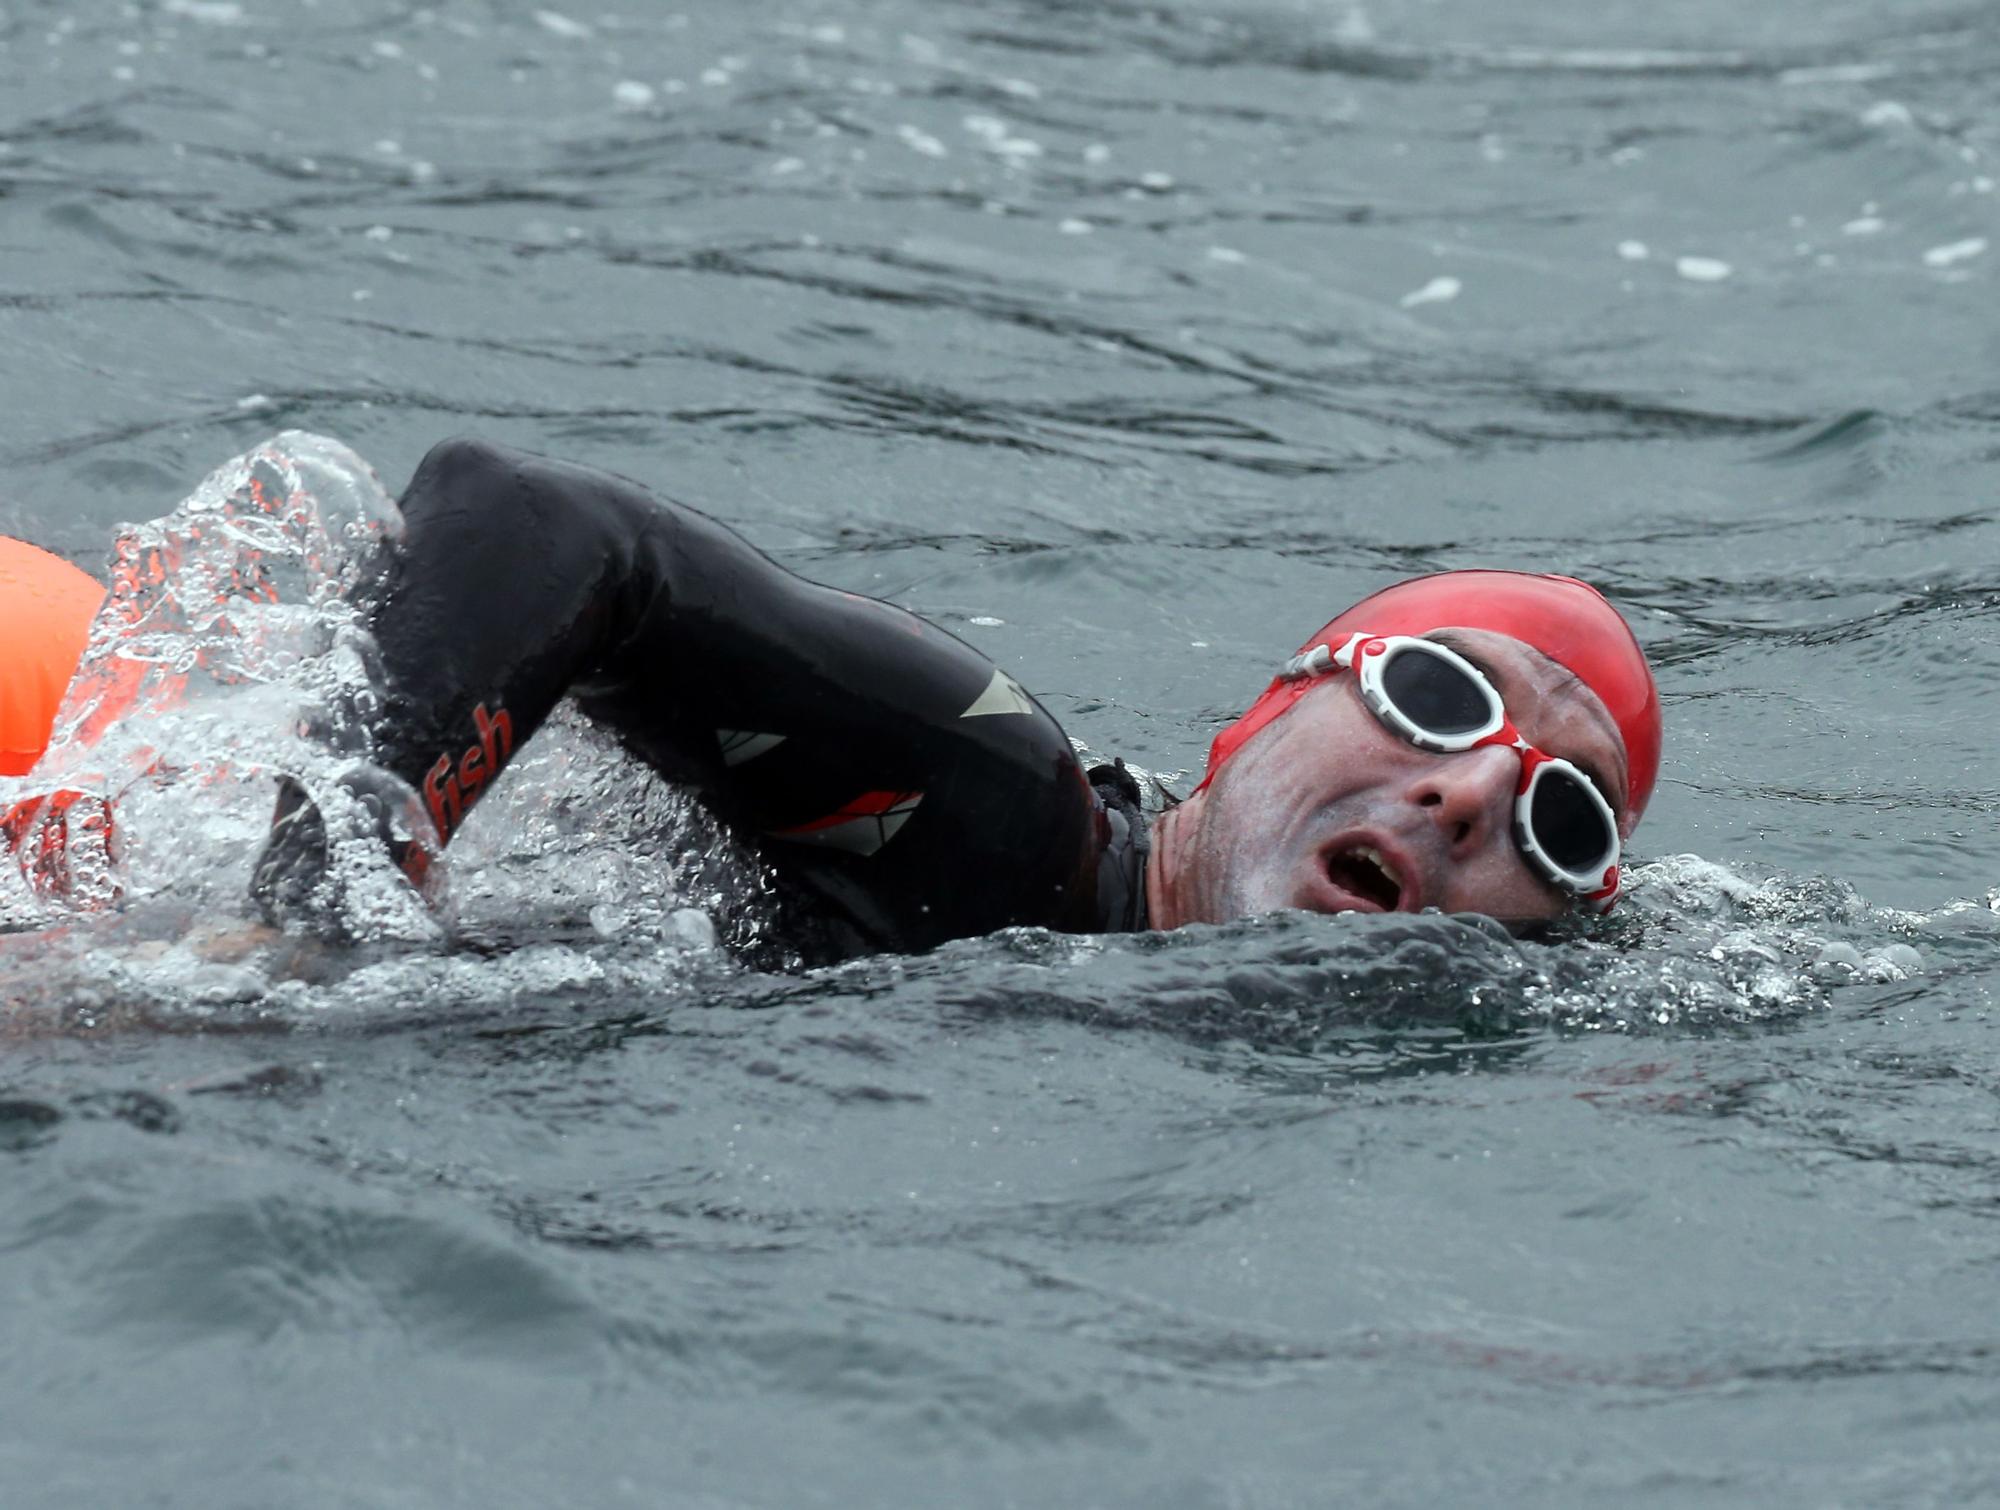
[1214,877,1300,924]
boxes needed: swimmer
[4,438,1660,960]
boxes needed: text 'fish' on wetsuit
[260,439,1150,960]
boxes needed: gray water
[4,0,2000,1504]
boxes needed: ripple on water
[82,1196,607,1361]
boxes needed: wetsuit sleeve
[339,438,1107,957]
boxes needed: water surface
[3,0,1999,1504]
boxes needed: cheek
[1443,843,1567,922]
[1187,734,1337,893]
[1191,768,1298,888]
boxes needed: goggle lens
[1378,646,1494,736]
[1527,765,1615,872]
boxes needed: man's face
[1152,628,1632,927]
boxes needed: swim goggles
[1280,632,1622,911]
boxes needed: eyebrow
[1427,631,1627,815]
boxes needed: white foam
[963,114,1041,161]
[1676,256,1733,282]
[1860,100,1914,128]
[162,0,244,23]
[1399,275,1461,308]
[1336,7,1375,43]
[533,10,590,40]
[1923,237,1986,267]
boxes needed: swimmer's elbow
[407,435,520,500]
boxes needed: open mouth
[1326,844,1405,911]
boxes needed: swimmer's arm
[321,436,1031,842]
[358,435,886,837]
[252,436,1100,946]
[253,436,730,917]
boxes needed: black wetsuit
[257,439,1150,961]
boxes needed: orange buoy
[0,537,103,777]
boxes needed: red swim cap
[1200,570,1662,822]
[0,538,103,777]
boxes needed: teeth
[1355,846,1401,890]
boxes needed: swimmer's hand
[188,916,337,984]
[247,772,438,941]
[186,919,284,963]
[248,777,326,926]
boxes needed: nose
[1408,745,1518,856]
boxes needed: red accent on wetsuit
[767,790,925,859]
[1200,570,1662,821]
[421,699,516,841]
[773,789,923,834]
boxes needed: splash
[738,850,1945,1063]
[444,702,788,963]
[0,432,428,937]
[0,433,773,1005]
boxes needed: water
[3,0,1999,1504]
